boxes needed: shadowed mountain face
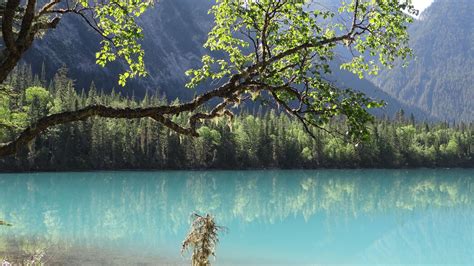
[369,0,473,122]
[23,0,442,119]
[24,0,214,99]
[328,61,430,120]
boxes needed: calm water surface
[0,169,473,265]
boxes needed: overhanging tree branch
[0,70,246,156]
[0,0,152,84]
[0,32,354,157]
[0,0,415,158]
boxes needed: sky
[412,0,435,13]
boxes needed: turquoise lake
[0,169,473,265]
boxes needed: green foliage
[197,127,222,146]
[185,0,415,141]
[78,0,154,86]
[1,0,419,148]
[0,86,28,136]
[0,67,472,170]
[370,0,473,121]
[339,0,414,75]
[25,87,51,104]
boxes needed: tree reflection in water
[0,169,472,264]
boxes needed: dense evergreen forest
[0,65,472,171]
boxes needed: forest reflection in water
[0,169,473,264]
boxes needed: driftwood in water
[181,213,226,266]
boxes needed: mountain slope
[369,0,473,121]
[23,0,429,119]
[24,0,214,99]
[329,63,430,120]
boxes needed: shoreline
[0,167,472,174]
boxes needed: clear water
[0,169,473,265]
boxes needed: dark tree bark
[0,73,245,156]
[0,0,70,83]
[0,0,61,83]
[0,34,352,157]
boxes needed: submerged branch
[0,220,12,226]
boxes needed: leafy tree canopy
[185,0,415,140]
[0,0,153,85]
[0,0,417,157]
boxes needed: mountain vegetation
[0,0,154,85]
[23,0,214,98]
[22,0,472,124]
[0,0,419,158]
[23,0,427,119]
[1,66,472,171]
[369,0,473,121]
